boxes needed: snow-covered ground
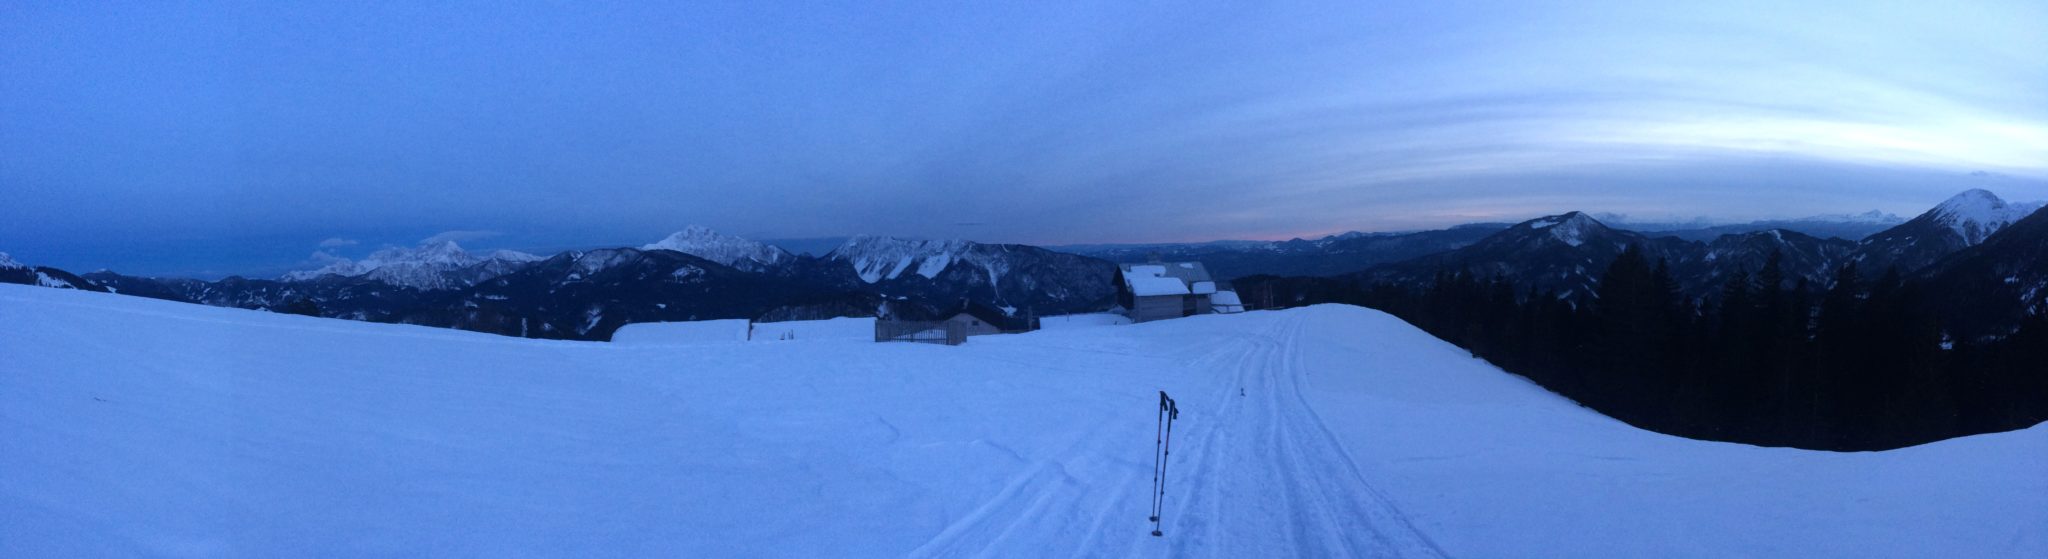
[1037,312,1132,330]
[2,283,2041,557]
[609,318,756,344]
[610,317,877,345]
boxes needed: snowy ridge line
[641,226,792,270]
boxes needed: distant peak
[643,226,789,269]
[1524,211,1600,229]
[0,251,22,269]
[1522,212,1604,247]
[1924,188,2035,246]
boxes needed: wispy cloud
[317,237,359,248]
[419,230,501,245]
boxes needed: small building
[938,299,1036,336]
[874,299,1036,345]
[1116,262,1217,323]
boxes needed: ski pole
[1154,393,1178,537]
[1155,389,1171,520]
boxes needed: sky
[3,0,2046,277]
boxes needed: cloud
[317,237,359,248]
[419,230,501,245]
[303,250,350,266]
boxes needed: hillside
[2,284,2043,557]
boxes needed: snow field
[2,283,2042,558]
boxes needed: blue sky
[3,0,2045,277]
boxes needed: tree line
[1237,247,2048,450]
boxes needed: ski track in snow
[910,313,1441,558]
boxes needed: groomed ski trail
[911,312,1445,557]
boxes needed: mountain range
[6,229,1117,341]
[5,189,2043,341]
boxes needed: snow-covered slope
[641,226,793,272]
[0,251,21,270]
[281,241,543,290]
[3,284,2041,557]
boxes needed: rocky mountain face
[1853,189,2043,276]
[641,226,794,273]
[822,236,1119,315]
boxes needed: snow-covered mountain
[1920,203,2048,340]
[1854,189,2045,275]
[825,236,1118,313]
[281,241,543,290]
[828,236,981,284]
[443,247,871,339]
[641,226,794,272]
[1354,213,1859,301]
[0,252,110,293]
[48,233,1121,340]
[1359,212,1690,300]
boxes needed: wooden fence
[875,320,967,346]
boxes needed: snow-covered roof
[1210,290,1242,306]
[1122,264,1212,298]
[1128,275,1190,296]
[1118,262,1214,298]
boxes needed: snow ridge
[641,226,792,271]
[1931,189,2041,246]
[0,252,22,270]
[282,241,542,290]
